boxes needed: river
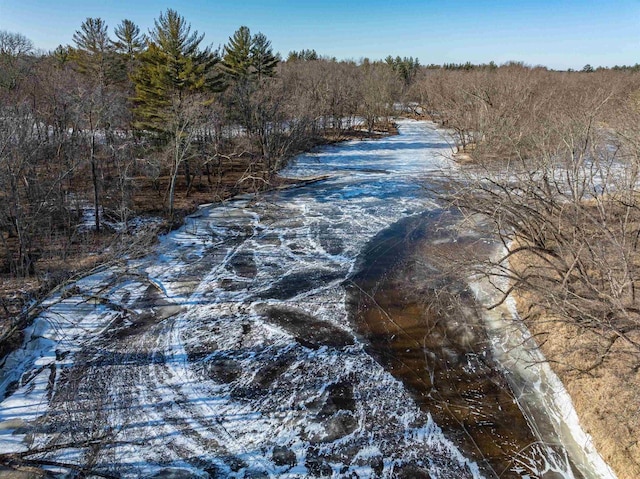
[0,120,614,478]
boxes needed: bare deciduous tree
[428,66,640,369]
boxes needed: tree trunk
[168,142,179,218]
[91,130,100,233]
[168,168,177,218]
[184,159,192,195]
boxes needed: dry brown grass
[511,255,640,479]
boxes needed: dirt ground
[512,275,640,479]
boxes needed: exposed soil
[510,265,640,479]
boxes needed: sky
[1,0,639,70]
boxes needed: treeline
[414,64,640,369]
[414,64,640,478]
[0,9,417,279]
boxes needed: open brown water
[347,211,583,478]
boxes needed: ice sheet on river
[0,121,483,477]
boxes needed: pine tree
[72,18,112,79]
[131,9,222,216]
[132,9,220,133]
[251,32,278,80]
[221,26,279,82]
[113,20,146,56]
[287,49,318,62]
[72,18,114,233]
[112,19,146,67]
[130,43,169,131]
[221,26,253,81]
[73,18,110,53]
[147,7,220,90]
[52,44,72,67]
[384,55,420,85]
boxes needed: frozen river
[0,120,614,478]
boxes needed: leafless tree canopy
[0,17,411,284]
[415,66,640,367]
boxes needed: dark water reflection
[347,211,583,479]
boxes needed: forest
[419,65,640,477]
[421,65,640,362]
[0,9,417,302]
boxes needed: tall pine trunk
[90,115,100,233]
[91,133,100,233]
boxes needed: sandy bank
[510,265,640,479]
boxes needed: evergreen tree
[221,26,253,80]
[131,9,221,216]
[73,18,110,52]
[147,7,221,90]
[287,49,318,62]
[72,18,112,79]
[250,32,278,80]
[132,9,220,133]
[112,19,146,65]
[221,26,278,82]
[133,43,212,131]
[130,44,169,132]
[52,44,72,67]
[149,9,200,55]
[111,19,146,126]
[72,18,114,232]
[384,55,420,85]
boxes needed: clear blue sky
[1,0,639,70]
